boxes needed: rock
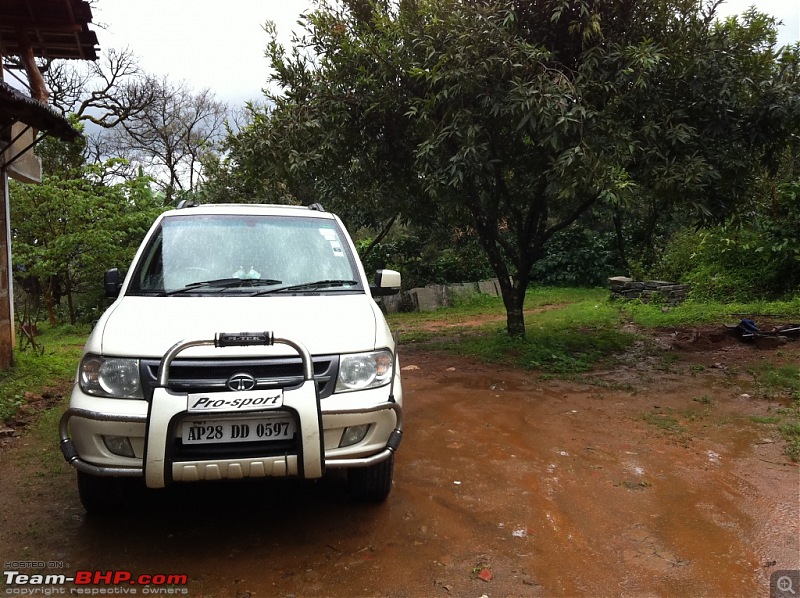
[478,279,499,296]
[408,287,439,311]
[477,569,493,582]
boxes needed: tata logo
[226,373,257,391]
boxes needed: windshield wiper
[252,279,359,296]
[164,278,282,296]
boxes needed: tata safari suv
[60,203,403,512]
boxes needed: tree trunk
[64,271,76,325]
[496,273,527,337]
[612,207,628,271]
[46,297,56,326]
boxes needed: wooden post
[0,171,14,369]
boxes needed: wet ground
[0,329,798,597]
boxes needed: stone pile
[379,278,502,313]
[608,276,690,305]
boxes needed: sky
[92,0,800,108]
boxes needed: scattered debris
[512,528,528,538]
[401,364,420,371]
[477,569,493,582]
[726,319,799,346]
[472,561,493,582]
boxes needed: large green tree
[227,0,799,336]
[10,137,163,324]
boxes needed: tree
[105,77,229,203]
[10,138,163,324]
[42,52,229,203]
[44,47,154,129]
[231,0,800,336]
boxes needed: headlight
[79,355,142,399]
[335,350,393,392]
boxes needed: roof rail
[308,203,325,212]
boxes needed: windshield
[127,213,362,296]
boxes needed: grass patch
[390,287,635,373]
[442,291,632,373]
[391,287,800,376]
[622,297,800,328]
[692,395,714,405]
[0,324,88,425]
[449,326,634,373]
[746,363,800,461]
[780,421,800,461]
[642,411,686,433]
[749,363,800,398]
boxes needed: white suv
[60,203,403,512]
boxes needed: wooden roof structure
[0,80,79,153]
[0,0,97,152]
[0,0,99,61]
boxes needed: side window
[136,237,164,291]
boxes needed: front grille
[139,355,339,402]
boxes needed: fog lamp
[339,425,370,448]
[102,435,136,458]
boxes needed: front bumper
[60,333,403,487]
[60,394,403,483]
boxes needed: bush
[357,229,493,289]
[530,227,622,287]
[648,182,800,302]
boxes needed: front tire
[347,453,394,502]
[77,471,134,514]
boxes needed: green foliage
[530,227,621,286]
[356,226,493,290]
[10,160,164,324]
[647,181,800,301]
[224,0,800,337]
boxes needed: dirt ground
[0,327,798,597]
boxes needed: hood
[93,294,382,358]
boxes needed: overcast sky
[92,0,800,107]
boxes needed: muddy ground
[0,327,798,597]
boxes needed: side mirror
[371,269,401,297]
[104,268,122,298]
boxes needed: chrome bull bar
[60,331,402,481]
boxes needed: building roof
[0,0,99,61]
[0,80,79,142]
[0,0,96,146]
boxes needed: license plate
[182,415,295,445]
